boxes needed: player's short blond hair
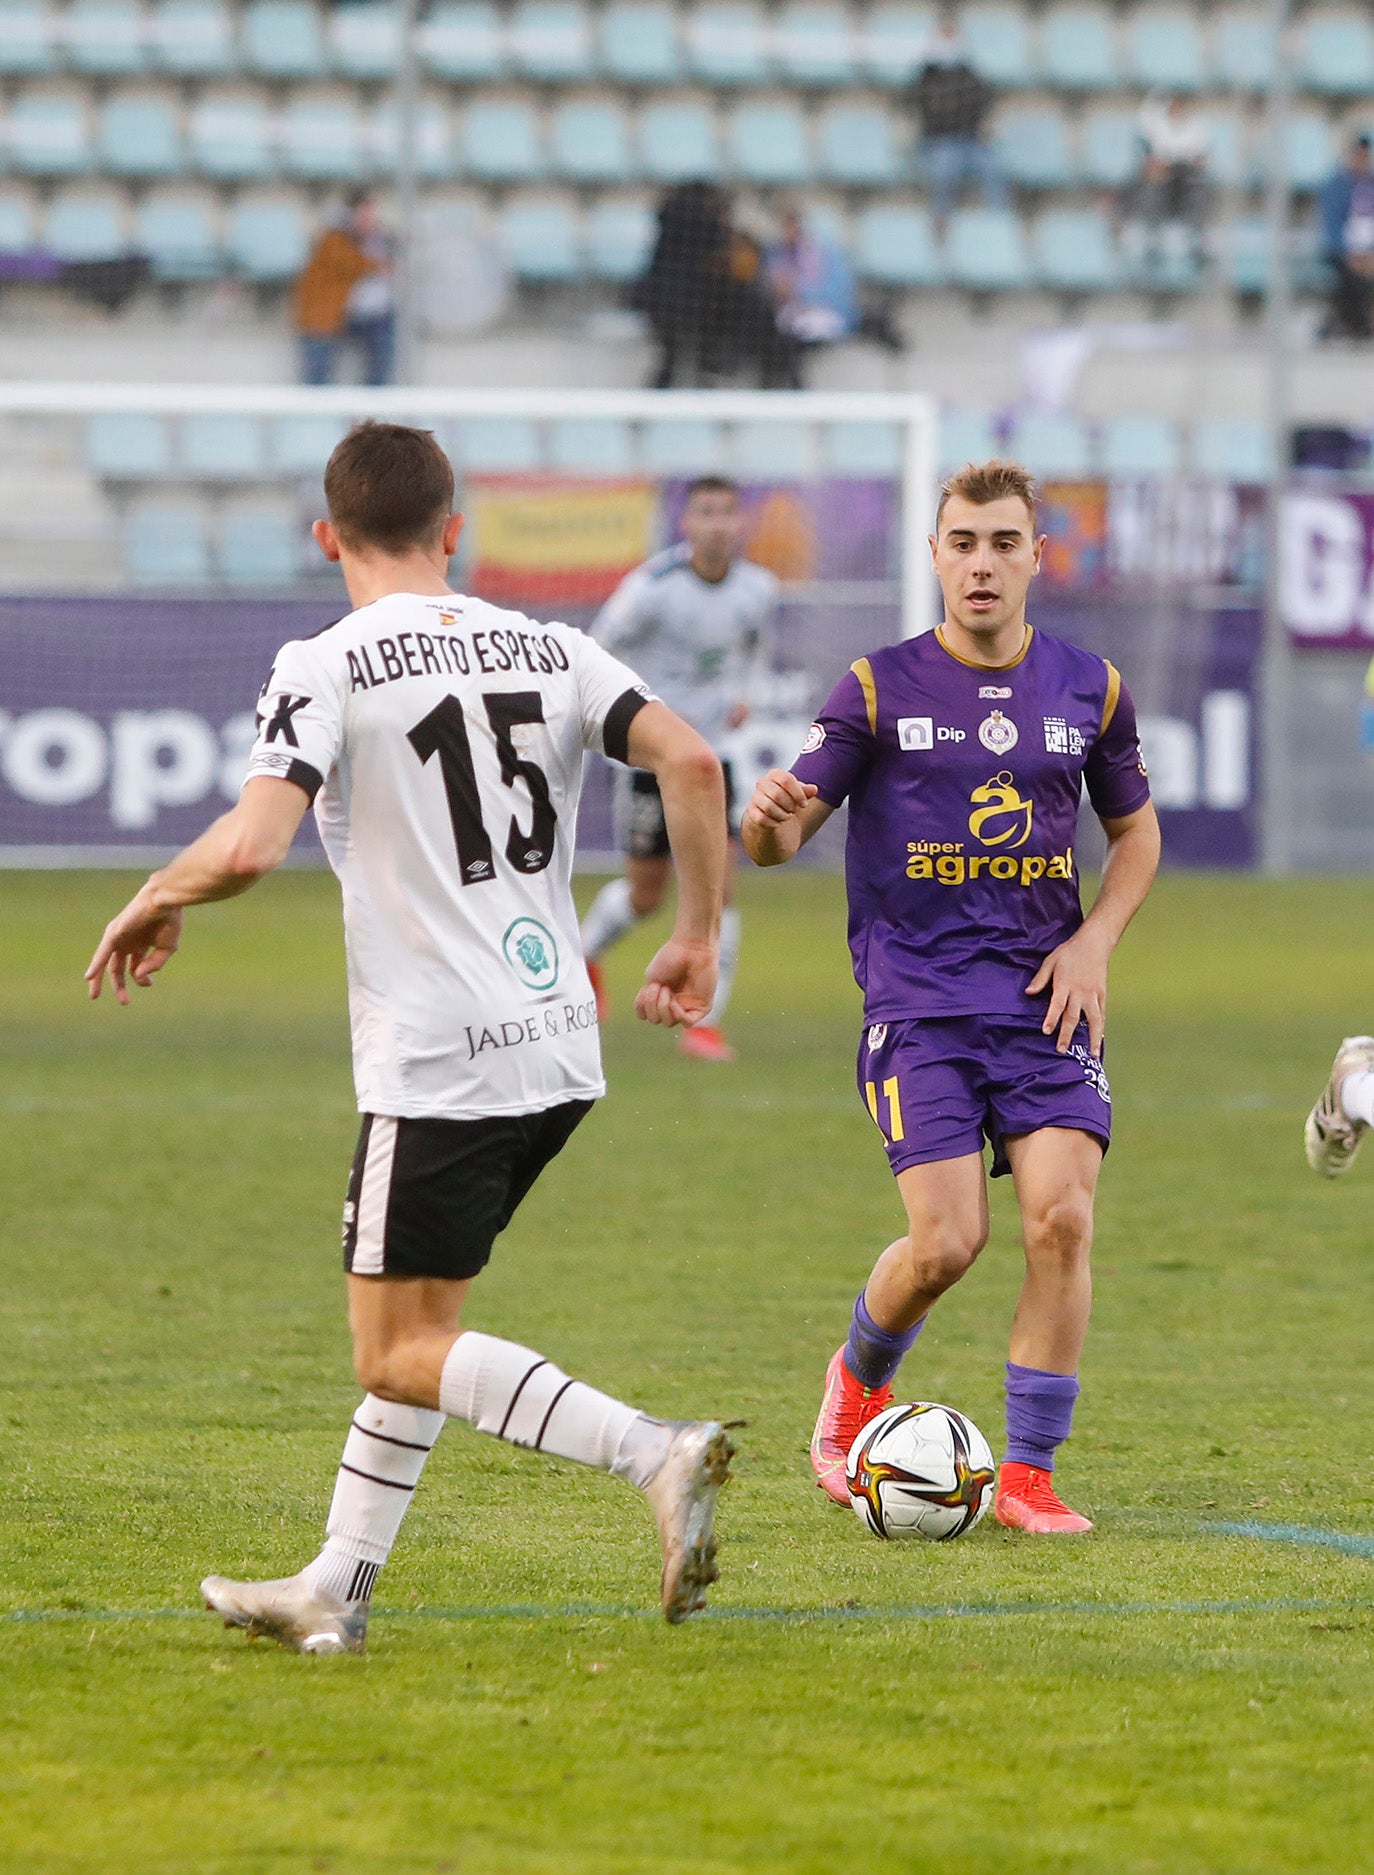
[936,459,1038,532]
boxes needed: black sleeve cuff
[602,687,651,766]
[284,758,324,802]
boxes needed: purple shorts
[856,1014,1112,1179]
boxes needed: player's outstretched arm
[85,777,310,1004]
[623,702,727,1029]
[741,769,830,868]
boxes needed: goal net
[0,385,937,866]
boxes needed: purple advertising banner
[1282,487,1374,650]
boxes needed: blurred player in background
[743,460,1160,1534]
[1304,1037,1374,1176]
[579,475,778,1064]
[85,422,734,1651]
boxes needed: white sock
[580,877,641,961]
[705,907,741,1027]
[439,1331,674,1489]
[301,1395,445,1605]
[1341,1069,1374,1127]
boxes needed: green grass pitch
[4,865,1374,1874]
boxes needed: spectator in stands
[292,192,395,386]
[907,10,1007,228]
[764,200,902,379]
[1319,135,1374,341]
[1129,95,1211,271]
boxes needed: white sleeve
[591,566,654,654]
[243,636,345,801]
[569,629,656,762]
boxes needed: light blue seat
[45,189,127,260]
[823,420,902,476]
[219,503,300,583]
[548,417,635,472]
[459,99,544,180]
[1038,4,1119,90]
[150,0,233,75]
[1006,411,1093,479]
[10,92,91,176]
[686,3,771,85]
[852,201,938,285]
[585,195,655,277]
[735,421,806,478]
[550,99,633,183]
[189,92,274,179]
[728,101,811,184]
[98,93,183,178]
[1100,414,1181,479]
[66,0,148,75]
[860,3,935,86]
[1033,207,1120,292]
[938,408,998,474]
[1265,110,1338,192]
[179,413,266,480]
[279,96,365,181]
[86,412,174,478]
[1131,242,1201,295]
[946,206,1030,290]
[241,0,325,78]
[0,3,58,74]
[135,192,220,278]
[994,106,1075,190]
[1191,417,1271,483]
[330,4,401,78]
[508,0,593,79]
[1125,6,1207,91]
[1080,107,1142,187]
[963,3,1036,86]
[371,99,454,180]
[124,500,212,584]
[818,101,900,186]
[639,99,720,180]
[642,418,722,473]
[1213,7,1272,91]
[498,195,580,280]
[268,414,347,476]
[457,417,541,470]
[421,1,506,79]
[1205,113,1245,190]
[1225,214,1267,294]
[0,191,37,251]
[600,1,680,81]
[226,196,309,279]
[775,3,856,86]
[1300,11,1374,96]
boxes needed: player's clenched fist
[740,769,820,867]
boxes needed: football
[846,1402,997,1541]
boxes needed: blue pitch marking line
[1203,1519,1374,1558]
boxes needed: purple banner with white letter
[1282,487,1374,650]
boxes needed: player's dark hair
[936,459,1038,532]
[324,421,455,554]
[685,474,739,502]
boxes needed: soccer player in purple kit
[742,461,1161,1533]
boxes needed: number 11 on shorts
[865,1077,905,1143]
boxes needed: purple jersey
[791,624,1151,1022]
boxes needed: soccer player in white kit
[85,423,734,1650]
[579,476,778,1063]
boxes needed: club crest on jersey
[502,916,560,991]
[979,685,1012,700]
[801,722,825,753]
[867,1023,888,1051]
[977,710,1018,754]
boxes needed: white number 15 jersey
[244,591,652,1122]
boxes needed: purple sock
[1004,1363,1080,1472]
[844,1291,924,1390]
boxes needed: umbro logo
[898,717,966,750]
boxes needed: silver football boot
[201,1571,367,1655]
[1304,1035,1374,1178]
[643,1421,734,1624]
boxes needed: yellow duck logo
[968,772,1034,849]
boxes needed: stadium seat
[1100,414,1181,479]
[1261,110,1338,193]
[938,408,999,473]
[728,100,811,184]
[10,91,92,177]
[642,417,723,472]
[456,416,542,470]
[498,194,580,280]
[150,0,234,76]
[548,417,635,472]
[86,411,174,479]
[189,91,274,180]
[993,105,1075,190]
[775,3,857,86]
[817,101,901,186]
[0,2,58,75]
[599,2,680,83]
[1212,6,1273,91]
[508,0,593,80]
[734,420,810,478]
[178,413,266,480]
[279,94,366,182]
[458,98,544,180]
[1205,112,1245,191]
[852,201,939,286]
[218,501,301,583]
[1125,6,1207,92]
[1224,214,1268,294]
[135,191,221,279]
[685,3,771,86]
[822,420,902,476]
[420,0,506,79]
[241,0,325,79]
[1300,10,1374,96]
[946,206,1031,291]
[549,98,633,184]
[1033,207,1121,292]
[225,194,309,279]
[329,3,401,78]
[371,98,454,180]
[963,3,1037,86]
[44,188,128,260]
[639,99,720,181]
[1006,411,1093,479]
[584,194,655,277]
[1037,4,1120,90]
[123,499,213,584]
[0,190,37,252]
[98,92,184,179]
[1190,416,1271,483]
[1130,241,1201,296]
[1080,107,1142,188]
[268,413,347,475]
[66,0,149,75]
[860,3,936,85]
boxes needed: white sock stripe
[351,1116,397,1276]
